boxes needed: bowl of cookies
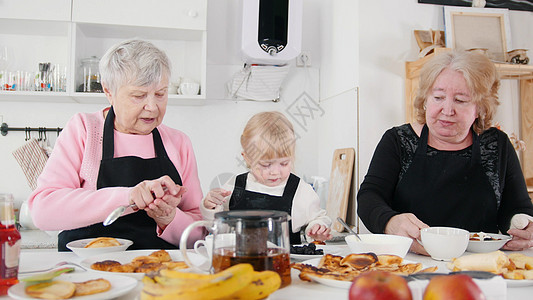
[66,237,133,258]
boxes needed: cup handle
[193,240,207,256]
[180,220,212,273]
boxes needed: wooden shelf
[405,48,533,185]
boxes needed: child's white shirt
[200,173,332,242]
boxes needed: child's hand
[203,188,231,209]
[307,224,332,242]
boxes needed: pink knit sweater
[28,108,204,247]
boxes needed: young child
[200,111,332,244]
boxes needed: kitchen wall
[1,0,532,233]
[0,0,325,208]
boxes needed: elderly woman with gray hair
[28,40,204,250]
[357,50,533,255]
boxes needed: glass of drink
[0,193,21,295]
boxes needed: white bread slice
[508,253,533,270]
[74,278,111,296]
[25,280,76,299]
[451,250,510,274]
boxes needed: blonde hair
[241,111,296,164]
[413,50,500,134]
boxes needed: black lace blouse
[357,124,533,234]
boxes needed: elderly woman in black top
[357,51,533,255]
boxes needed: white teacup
[420,227,469,261]
[193,233,235,260]
[19,200,38,230]
[178,82,200,95]
[168,82,180,94]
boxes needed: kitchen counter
[19,229,58,249]
[4,246,533,299]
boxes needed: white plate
[80,249,206,280]
[505,279,533,287]
[300,258,352,289]
[290,244,347,260]
[467,233,511,253]
[67,238,133,258]
[298,257,433,289]
[8,272,137,300]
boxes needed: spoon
[103,203,137,226]
[103,186,186,226]
[337,217,362,241]
[20,267,74,284]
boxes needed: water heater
[241,0,302,65]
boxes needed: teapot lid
[215,210,288,226]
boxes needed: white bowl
[467,233,511,253]
[345,234,413,258]
[66,238,133,258]
[420,227,469,261]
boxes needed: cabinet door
[0,0,71,21]
[72,0,206,30]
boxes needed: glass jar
[78,56,102,92]
[0,193,20,295]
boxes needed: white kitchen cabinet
[0,0,207,105]
[0,0,71,21]
[71,0,206,31]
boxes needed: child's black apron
[229,173,302,244]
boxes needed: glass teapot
[180,210,291,287]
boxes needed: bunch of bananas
[141,263,281,300]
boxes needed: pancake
[84,237,121,248]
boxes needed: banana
[159,268,213,280]
[141,263,255,300]
[227,270,281,300]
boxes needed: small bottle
[0,194,21,295]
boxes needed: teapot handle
[180,220,213,273]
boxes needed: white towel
[12,138,49,190]
[227,64,290,101]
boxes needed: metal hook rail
[1,122,62,137]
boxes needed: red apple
[349,270,412,300]
[423,274,486,300]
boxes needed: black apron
[229,173,302,244]
[393,125,498,232]
[58,107,182,251]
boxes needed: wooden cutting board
[326,148,355,232]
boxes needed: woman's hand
[129,175,180,209]
[385,213,429,255]
[503,221,533,251]
[129,175,186,229]
[307,224,332,242]
[203,188,231,209]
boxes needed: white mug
[168,82,180,94]
[420,227,469,261]
[178,82,200,95]
[19,201,38,230]
[193,233,236,261]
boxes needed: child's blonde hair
[241,111,296,164]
